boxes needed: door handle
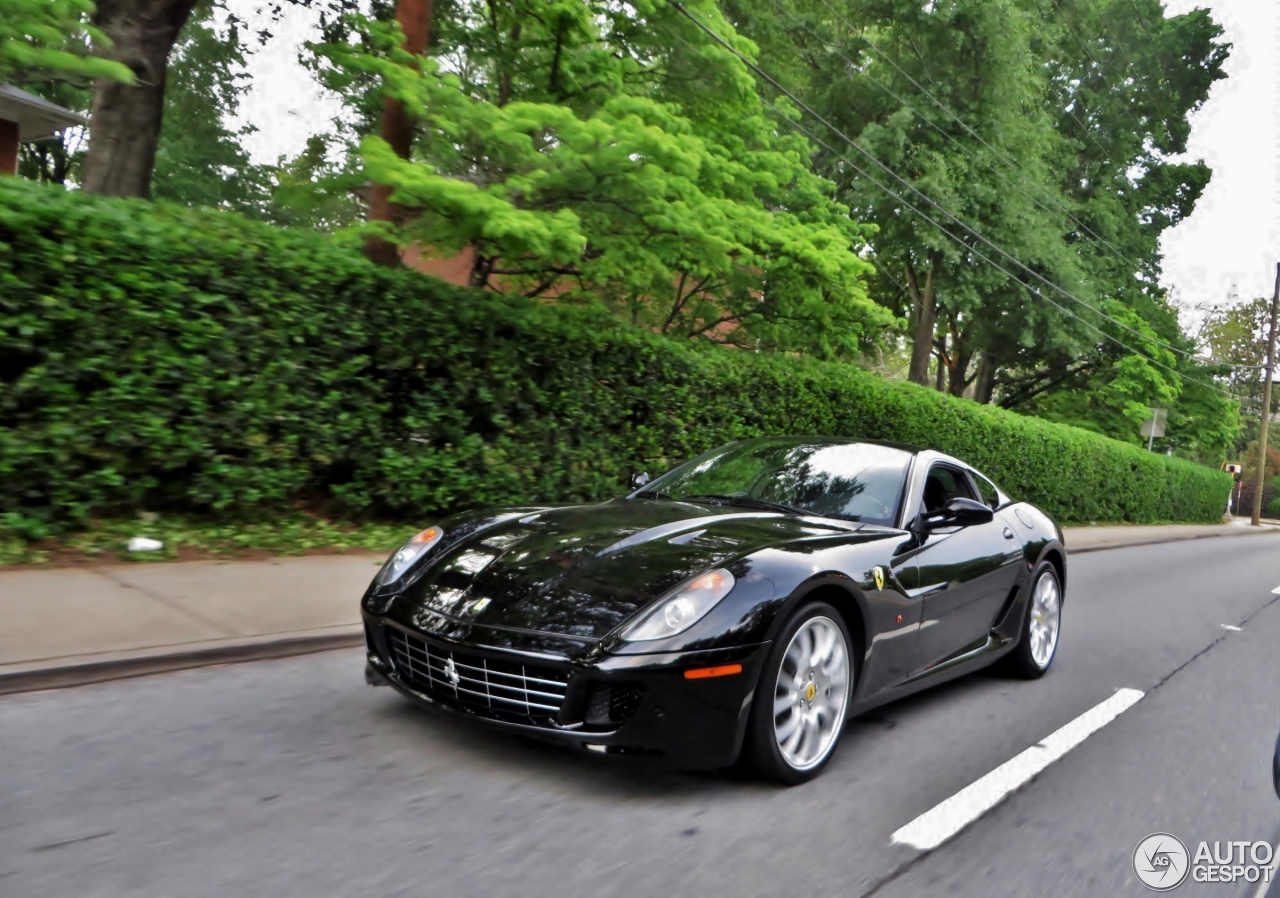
[1003,526,1015,540]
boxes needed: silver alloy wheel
[1028,572,1061,668]
[772,616,850,771]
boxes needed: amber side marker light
[411,526,441,544]
[683,664,743,680]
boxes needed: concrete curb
[0,632,364,697]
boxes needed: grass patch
[0,512,409,567]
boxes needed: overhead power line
[803,0,1135,268]
[759,99,1236,398]
[766,0,1258,371]
[1081,0,1138,73]
[666,0,1239,397]
[1122,0,1162,44]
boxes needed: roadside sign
[1140,409,1168,438]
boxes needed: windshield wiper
[679,494,813,517]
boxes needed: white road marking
[891,688,1145,851]
[1249,840,1280,898]
[1221,624,1243,631]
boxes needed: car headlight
[622,569,736,641]
[374,526,443,587]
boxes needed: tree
[725,0,1092,390]
[994,0,1229,418]
[314,0,891,356]
[80,0,201,197]
[71,0,381,200]
[724,0,1236,452]
[364,0,429,265]
[1197,297,1271,456]
[4,0,130,186]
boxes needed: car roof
[731,435,925,454]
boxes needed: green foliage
[0,0,132,84]
[260,135,366,230]
[1197,296,1272,456]
[1241,441,1280,484]
[311,0,890,358]
[151,2,268,212]
[1265,479,1280,521]
[725,0,1234,451]
[0,180,1230,538]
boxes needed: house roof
[0,83,86,141]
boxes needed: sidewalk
[1064,519,1280,552]
[3,522,1279,693]
[0,554,384,693]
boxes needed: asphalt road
[4,536,1280,898]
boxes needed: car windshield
[637,439,912,527]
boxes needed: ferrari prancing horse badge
[873,566,885,591]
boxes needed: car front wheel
[745,601,853,785]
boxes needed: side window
[972,473,1000,509]
[921,465,976,514]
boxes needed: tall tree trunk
[973,350,997,404]
[497,22,522,108]
[365,0,432,267]
[945,318,974,397]
[905,254,941,386]
[946,347,974,397]
[82,0,198,197]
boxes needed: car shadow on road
[368,665,1012,799]
[372,696,761,799]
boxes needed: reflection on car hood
[393,499,861,642]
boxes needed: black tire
[1004,562,1062,680]
[744,601,854,785]
[1272,731,1280,802]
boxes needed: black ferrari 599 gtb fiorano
[361,437,1066,783]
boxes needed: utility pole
[1250,263,1280,525]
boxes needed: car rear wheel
[1005,562,1062,679]
[744,602,852,785]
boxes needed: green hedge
[0,179,1230,534]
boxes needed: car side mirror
[925,497,994,529]
[628,471,651,491]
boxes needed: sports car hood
[387,499,865,643]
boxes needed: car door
[910,463,1022,672]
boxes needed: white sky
[226,1,347,164]
[228,0,1278,311]
[1160,0,1279,311]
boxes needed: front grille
[385,627,570,724]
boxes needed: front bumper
[362,613,769,770]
